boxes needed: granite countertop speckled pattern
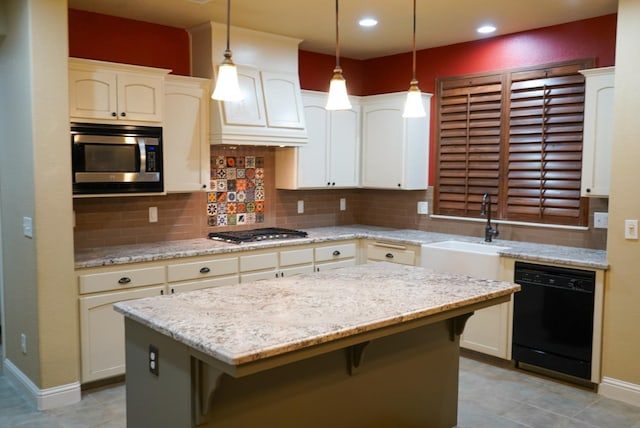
[114,263,520,367]
[75,225,608,270]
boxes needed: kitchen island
[115,262,519,428]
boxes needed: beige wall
[603,0,640,387]
[0,0,78,389]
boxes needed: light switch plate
[625,219,638,240]
[594,212,608,229]
[297,200,304,214]
[23,216,33,238]
[340,198,346,211]
[149,207,158,223]
[417,201,429,215]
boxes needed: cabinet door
[117,73,164,122]
[164,78,211,192]
[222,66,266,127]
[298,101,329,187]
[79,285,165,383]
[329,106,360,187]
[361,103,404,188]
[580,67,614,197]
[69,69,118,120]
[261,71,306,129]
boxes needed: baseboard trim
[599,376,640,407]
[3,358,81,410]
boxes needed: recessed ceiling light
[359,17,378,27]
[477,25,497,34]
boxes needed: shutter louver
[436,75,503,217]
[506,65,587,225]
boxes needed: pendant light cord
[335,0,341,68]
[224,0,232,58]
[411,0,417,81]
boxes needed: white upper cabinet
[275,91,360,189]
[360,92,431,190]
[69,58,169,124]
[163,75,211,193]
[580,66,615,197]
[189,22,307,146]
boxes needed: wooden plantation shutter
[434,59,592,226]
[505,62,590,225]
[436,74,504,217]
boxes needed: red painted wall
[68,9,190,76]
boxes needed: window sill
[429,214,589,231]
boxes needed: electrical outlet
[23,216,33,238]
[149,207,158,223]
[297,200,304,214]
[149,345,159,376]
[625,219,638,240]
[417,201,429,215]
[340,198,346,211]
[21,333,27,354]
[594,212,608,229]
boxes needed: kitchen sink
[421,240,508,255]
[420,240,509,279]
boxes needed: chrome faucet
[480,193,499,242]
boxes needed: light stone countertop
[75,225,608,270]
[114,263,520,367]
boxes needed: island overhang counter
[114,262,519,428]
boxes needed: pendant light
[212,0,242,101]
[402,0,426,118]
[326,0,352,110]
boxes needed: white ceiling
[68,0,618,60]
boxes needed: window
[434,59,593,226]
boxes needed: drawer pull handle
[332,250,341,256]
[118,277,131,284]
[385,253,394,259]
[200,267,211,274]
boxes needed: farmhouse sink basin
[422,240,509,255]
[420,240,510,280]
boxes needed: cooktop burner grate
[208,228,308,244]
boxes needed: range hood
[189,22,308,147]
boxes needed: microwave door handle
[137,138,146,173]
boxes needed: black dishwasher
[512,261,596,380]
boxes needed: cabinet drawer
[367,243,416,266]
[315,259,357,272]
[240,270,279,283]
[240,252,278,272]
[279,248,314,267]
[168,276,238,294]
[79,266,165,294]
[167,257,238,282]
[314,243,357,262]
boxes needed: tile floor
[1,355,639,427]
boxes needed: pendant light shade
[212,0,242,101]
[402,0,426,118]
[326,0,352,110]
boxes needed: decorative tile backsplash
[208,155,266,227]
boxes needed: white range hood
[189,22,308,146]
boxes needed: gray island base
[115,263,519,428]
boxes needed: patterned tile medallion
[208,156,265,226]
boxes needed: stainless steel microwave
[71,123,163,195]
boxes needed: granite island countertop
[114,263,520,368]
[76,225,608,270]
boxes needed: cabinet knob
[199,267,211,274]
[332,250,341,256]
[120,112,126,117]
[397,183,401,188]
[111,112,117,117]
[586,188,591,193]
[118,277,131,284]
[385,253,394,259]
[327,182,331,186]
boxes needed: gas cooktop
[208,228,308,244]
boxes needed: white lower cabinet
[239,247,314,282]
[366,240,419,266]
[314,242,358,271]
[167,256,239,293]
[79,285,164,383]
